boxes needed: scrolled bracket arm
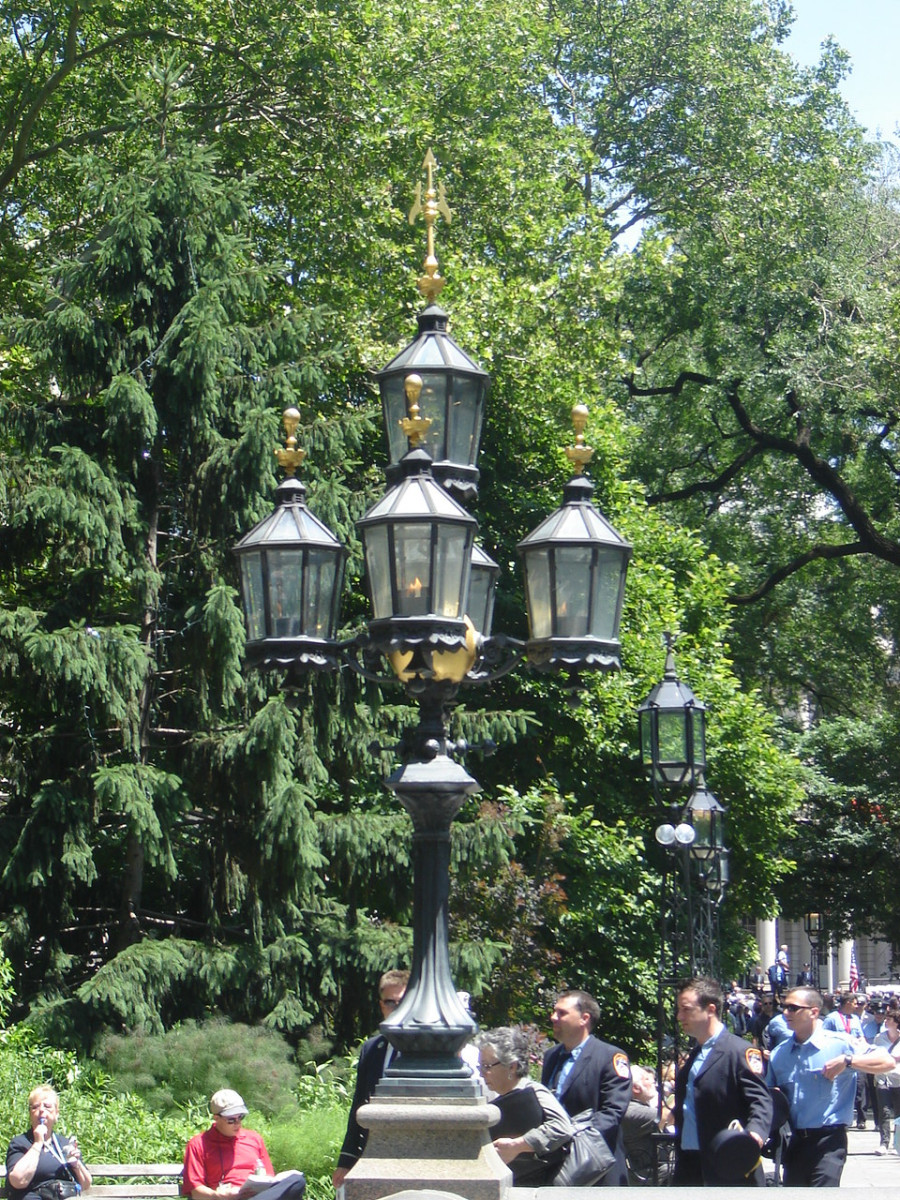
[462,633,527,684]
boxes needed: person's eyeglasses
[222,1116,244,1124]
[479,1060,502,1071]
[380,998,400,1009]
[783,1003,812,1014]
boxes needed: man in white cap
[183,1089,305,1200]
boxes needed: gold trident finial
[409,148,451,303]
[399,374,433,447]
[564,404,594,475]
[274,407,306,476]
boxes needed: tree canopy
[0,0,892,1050]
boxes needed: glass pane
[419,372,446,460]
[523,548,552,639]
[588,551,626,640]
[382,378,408,465]
[693,809,711,850]
[393,523,433,616]
[554,546,592,637]
[446,376,480,466]
[639,712,653,764]
[657,710,687,764]
[468,568,495,636]
[692,712,707,766]
[267,549,304,638]
[364,525,393,619]
[240,551,266,641]
[304,550,337,638]
[433,525,470,618]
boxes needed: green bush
[95,1019,302,1116]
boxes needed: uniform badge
[613,1052,631,1079]
[745,1047,764,1075]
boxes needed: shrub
[95,1019,302,1115]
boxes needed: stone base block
[342,1096,511,1200]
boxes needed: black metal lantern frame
[232,152,634,1099]
[637,634,707,794]
[685,780,726,862]
[233,464,347,673]
[379,304,489,504]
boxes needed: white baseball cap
[210,1089,248,1118]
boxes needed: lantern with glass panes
[637,633,707,793]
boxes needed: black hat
[709,1128,763,1182]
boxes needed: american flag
[849,943,860,991]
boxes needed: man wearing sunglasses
[332,968,410,1189]
[183,1090,305,1200]
[766,989,894,1186]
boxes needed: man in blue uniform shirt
[767,988,893,1186]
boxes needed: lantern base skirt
[243,638,342,673]
[525,635,622,673]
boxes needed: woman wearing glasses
[6,1085,92,1200]
[477,1027,573,1186]
[182,1090,305,1200]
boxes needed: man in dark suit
[673,976,773,1186]
[332,969,409,1188]
[541,989,632,1186]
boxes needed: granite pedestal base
[342,1094,511,1200]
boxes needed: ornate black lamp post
[638,637,727,1179]
[233,151,631,1198]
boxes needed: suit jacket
[337,1034,392,1169]
[541,1035,632,1186]
[673,1028,772,1186]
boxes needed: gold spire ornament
[399,374,433,447]
[564,403,594,475]
[408,148,451,303]
[274,407,306,476]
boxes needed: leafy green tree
[0,0,825,1049]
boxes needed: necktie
[551,1050,573,1097]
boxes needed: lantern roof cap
[360,447,475,525]
[637,636,706,714]
[471,541,499,570]
[234,477,344,552]
[687,781,726,814]
[378,307,488,379]
[517,474,632,553]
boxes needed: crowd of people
[10,969,900,1197]
[334,971,900,1189]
